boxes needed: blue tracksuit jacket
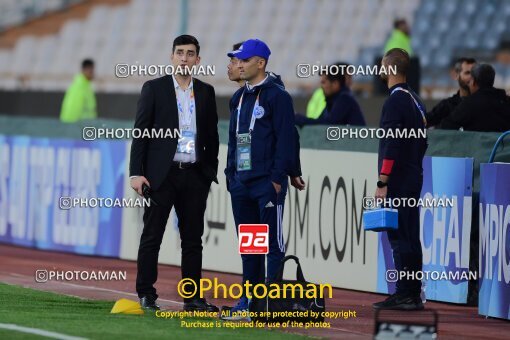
[225,75,296,185]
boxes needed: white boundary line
[4,272,184,306]
[0,323,87,340]
[1,272,367,337]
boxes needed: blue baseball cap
[227,39,271,60]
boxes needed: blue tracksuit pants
[229,174,287,289]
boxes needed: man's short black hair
[453,57,477,73]
[383,48,410,76]
[394,18,407,29]
[232,41,244,51]
[172,34,200,55]
[322,61,349,87]
[472,63,495,88]
[82,59,94,69]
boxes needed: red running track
[0,244,508,339]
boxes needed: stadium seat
[1,0,509,97]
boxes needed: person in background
[227,42,246,87]
[384,19,412,56]
[305,87,326,119]
[295,63,366,127]
[427,57,477,128]
[305,64,354,120]
[373,48,428,311]
[60,59,97,123]
[441,63,510,132]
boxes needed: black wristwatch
[377,180,388,188]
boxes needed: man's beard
[458,79,470,93]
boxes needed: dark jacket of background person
[378,83,428,192]
[426,91,463,127]
[441,87,510,132]
[295,87,366,127]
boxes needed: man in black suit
[441,63,510,132]
[129,35,219,312]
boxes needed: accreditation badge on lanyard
[236,89,263,171]
[176,87,196,154]
[390,87,428,127]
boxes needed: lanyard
[176,87,195,128]
[235,89,261,136]
[390,87,427,127]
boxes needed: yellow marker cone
[110,298,144,314]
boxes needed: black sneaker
[140,296,160,311]
[372,293,424,310]
[183,298,219,313]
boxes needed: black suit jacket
[129,75,219,191]
[441,87,510,132]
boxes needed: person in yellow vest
[305,62,354,119]
[384,19,413,56]
[306,87,326,119]
[60,59,97,123]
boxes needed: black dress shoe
[183,298,219,312]
[140,296,160,311]
[372,293,424,310]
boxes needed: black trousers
[136,165,211,301]
[387,187,423,297]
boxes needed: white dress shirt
[172,75,197,163]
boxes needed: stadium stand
[0,0,509,97]
[0,0,81,30]
[1,0,419,95]
[413,0,510,95]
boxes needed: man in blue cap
[227,41,305,191]
[223,39,296,320]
